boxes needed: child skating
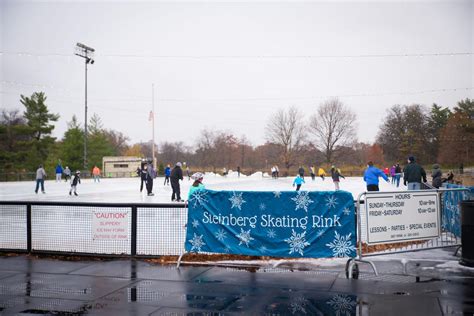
[69,171,81,196]
[293,174,305,191]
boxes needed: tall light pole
[151,83,156,169]
[74,42,95,171]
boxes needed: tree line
[1,92,472,176]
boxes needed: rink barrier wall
[0,199,362,258]
[0,201,188,257]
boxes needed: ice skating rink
[0,172,404,202]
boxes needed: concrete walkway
[1,249,474,315]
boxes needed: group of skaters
[34,162,101,196]
[35,163,100,196]
[363,156,456,192]
[137,160,190,201]
[292,165,345,191]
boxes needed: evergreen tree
[158,162,164,175]
[20,92,59,170]
[87,113,115,170]
[427,104,451,160]
[0,110,30,171]
[60,116,84,172]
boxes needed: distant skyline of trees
[1,92,473,175]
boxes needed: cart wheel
[345,259,352,279]
[352,263,359,279]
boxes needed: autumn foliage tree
[438,99,474,165]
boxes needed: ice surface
[0,175,404,203]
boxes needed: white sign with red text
[92,210,129,241]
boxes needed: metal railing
[346,187,472,278]
[0,201,187,257]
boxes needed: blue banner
[443,184,474,237]
[185,189,356,258]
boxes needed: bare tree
[265,106,306,174]
[309,98,357,163]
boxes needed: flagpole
[152,83,156,170]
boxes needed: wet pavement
[1,249,474,315]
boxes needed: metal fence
[0,201,187,257]
[1,186,470,263]
[346,187,473,278]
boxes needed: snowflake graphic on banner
[290,296,309,314]
[259,245,268,253]
[189,233,205,252]
[236,228,254,247]
[342,207,351,216]
[267,229,277,239]
[229,192,246,210]
[273,191,281,198]
[259,203,267,211]
[215,229,227,242]
[189,190,208,208]
[316,230,324,238]
[285,229,311,256]
[191,219,200,228]
[325,195,338,209]
[326,294,356,316]
[326,231,356,257]
[291,191,314,212]
[224,246,231,253]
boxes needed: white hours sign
[365,191,440,245]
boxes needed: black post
[84,60,88,170]
[131,206,137,256]
[26,204,32,253]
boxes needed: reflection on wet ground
[1,251,474,315]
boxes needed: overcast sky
[1,0,472,147]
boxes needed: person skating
[403,156,427,190]
[63,166,71,182]
[390,165,396,184]
[164,164,171,185]
[443,170,454,184]
[92,165,101,182]
[69,171,81,196]
[237,166,241,178]
[188,172,205,199]
[363,161,389,192]
[271,166,276,179]
[318,167,326,181]
[35,165,47,194]
[394,163,402,187]
[298,166,305,180]
[293,174,305,191]
[185,165,190,180]
[171,162,184,201]
[137,162,147,192]
[431,164,442,189]
[310,166,316,181]
[330,166,345,191]
[55,163,63,182]
[146,159,155,196]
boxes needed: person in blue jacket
[55,163,63,182]
[293,174,305,191]
[164,164,171,186]
[363,161,389,191]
